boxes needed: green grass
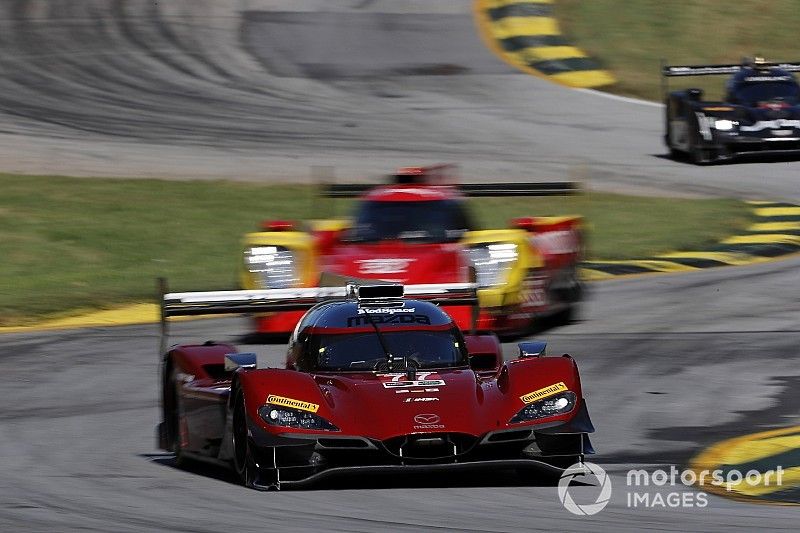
[0,174,749,324]
[555,0,800,101]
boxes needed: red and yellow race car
[239,165,583,337]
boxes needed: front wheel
[165,368,189,467]
[691,145,710,164]
[689,133,717,164]
[232,391,258,488]
[550,304,579,327]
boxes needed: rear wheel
[550,304,578,327]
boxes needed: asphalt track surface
[0,0,799,201]
[1,1,800,531]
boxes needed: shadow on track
[653,151,800,165]
[141,453,569,491]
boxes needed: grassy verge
[0,174,749,324]
[555,0,800,101]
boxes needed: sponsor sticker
[403,397,440,403]
[356,258,416,274]
[521,276,548,308]
[357,307,415,314]
[347,313,430,327]
[532,230,580,255]
[266,394,319,413]
[379,372,446,389]
[384,380,445,388]
[740,119,800,132]
[520,382,568,404]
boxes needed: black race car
[663,57,800,163]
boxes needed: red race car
[239,165,584,338]
[157,281,595,489]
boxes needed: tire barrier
[474,0,615,88]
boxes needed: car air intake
[317,438,371,449]
[486,429,533,442]
[384,433,477,460]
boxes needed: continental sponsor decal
[266,394,319,413]
[703,106,734,111]
[520,382,568,404]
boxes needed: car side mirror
[224,352,258,371]
[517,341,546,358]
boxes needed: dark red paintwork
[160,296,594,489]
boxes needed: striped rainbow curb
[581,201,800,280]
[473,0,615,88]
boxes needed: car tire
[232,390,258,488]
[688,124,717,165]
[166,368,189,467]
[665,119,680,159]
[551,304,578,327]
[691,145,711,164]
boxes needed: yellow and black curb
[2,201,799,333]
[690,426,800,504]
[473,0,615,88]
[581,201,800,280]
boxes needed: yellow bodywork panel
[240,219,352,289]
[240,231,317,289]
[308,218,351,232]
[461,229,544,309]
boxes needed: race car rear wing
[323,182,579,198]
[662,62,800,77]
[157,278,479,353]
[660,59,800,98]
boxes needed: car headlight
[713,119,737,131]
[244,246,299,288]
[258,405,339,431]
[509,391,576,423]
[467,243,518,288]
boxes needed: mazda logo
[413,413,440,425]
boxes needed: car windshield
[344,200,473,243]
[309,330,466,371]
[733,81,800,106]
